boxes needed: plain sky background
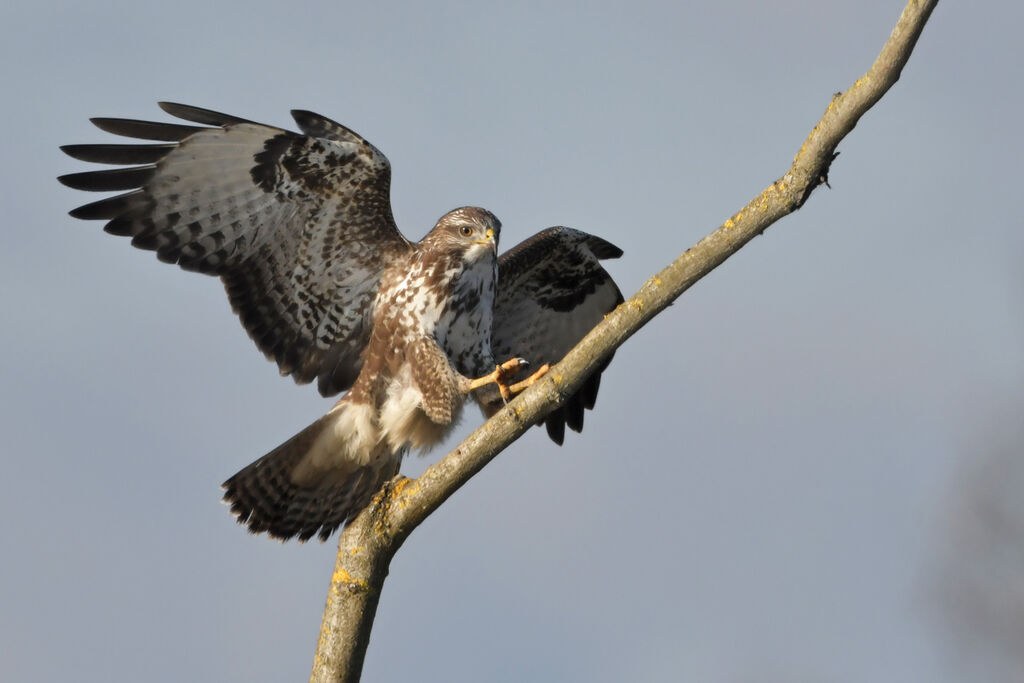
[2,1,1022,681]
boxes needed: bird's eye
[459,225,473,237]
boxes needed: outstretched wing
[478,227,623,444]
[59,103,412,395]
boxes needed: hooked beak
[474,227,496,248]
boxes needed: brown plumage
[61,104,623,541]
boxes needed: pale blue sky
[2,1,1022,681]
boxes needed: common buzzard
[60,103,623,541]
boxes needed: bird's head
[425,206,500,263]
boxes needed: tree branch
[309,1,939,680]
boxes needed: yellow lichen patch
[723,218,735,229]
[389,477,421,511]
[397,490,420,510]
[391,477,417,499]
[628,298,644,313]
[332,567,368,589]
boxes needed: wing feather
[479,227,623,444]
[60,143,176,165]
[157,102,254,126]
[61,103,412,395]
[58,166,156,191]
[90,117,205,141]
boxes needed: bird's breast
[436,260,496,377]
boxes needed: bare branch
[309,1,940,680]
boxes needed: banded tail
[222,400,399,542]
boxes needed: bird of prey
[60,103,623,541]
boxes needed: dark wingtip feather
[585,235,624,260]
[68,190,148,220]
[538,354,616,445]
[102,217,136,236]
[90,117,204,141]
[291,109,366,144]
[545,416,566,446]
[68,202,109,220]
[158,102,252,127]
[60,143,175,165]
[581,373,601,410]
[57,166,154,192]
[565,397,585,433]
[290,109,325,127]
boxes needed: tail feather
[222,404,399,542]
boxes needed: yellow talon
[466,358,549,403]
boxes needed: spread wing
[478,227,623,444]
[59,103,412,395]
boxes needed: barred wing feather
[60,103,411,396]
[480,227,623,444]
